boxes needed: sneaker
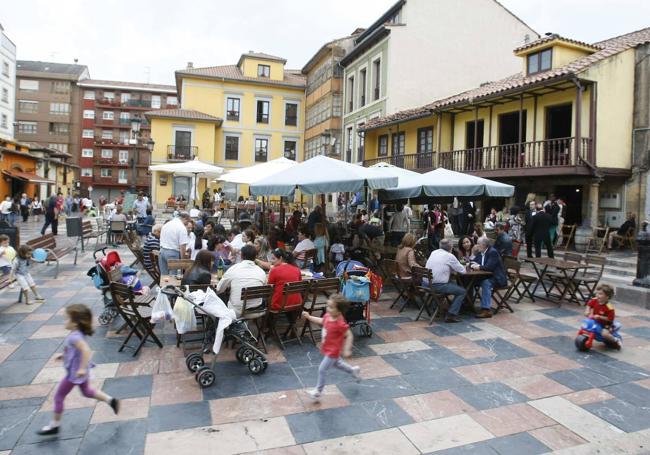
[351,366,361,381]
[37,425,59,436]
[306,389,321,401]
[8,283,15,289]
[109,397,120,414]
[34,296,45,302]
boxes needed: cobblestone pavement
[1,220,650,454]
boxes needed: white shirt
[294,238,315,256]
[189,207,201,218]
[216,260,267,317]
[403,206,413,218]
[214,193,222,203]
[425,249,466,284]
[0,200,11,215]
[160,217,190,252]
[188,235,208,260]
[133,199,148,217]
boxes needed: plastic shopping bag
[151,289,173,323]
[172,296,197,334]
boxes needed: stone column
[588,179,601,228]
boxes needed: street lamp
[129,117,142,193]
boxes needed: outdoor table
[455,269,492,310]
[524,257,588,305]
[161,274,221,287]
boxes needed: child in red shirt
[302,294,360,400]
[585,284,620,349]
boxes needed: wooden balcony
[363,137,593,178]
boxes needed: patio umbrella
[249,155,398,197]
[218,157,298,185]
[379,167,514,201]
[149,158,224,203]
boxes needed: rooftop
[176,64,306,89]
[78,79,176,93]
[513,33,601,54]
[16,60,88,76]
[144,108,223,123]
[237,51,287,66]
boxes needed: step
[605,256,637,269]
[602,264,637,278]
[612,282,650,310]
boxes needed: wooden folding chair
[546,252,583,297]
[503,256,536,303]
[240,284,273,352]
[491,274,515,314]
[267,280,311,350]
[585,227,610,254]
[570,254,606,304]
[147,250,161,287]
[412,266,449,324]
[300,249,317,270]
[382,259,411,309]
[109,281,162,357]
[109,220,126,245]
[555,224,576,251]
[301,278,341,345]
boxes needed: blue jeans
[480,278,496,310]
[431,282,466,316]
[159,248,180,276]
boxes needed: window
[81,148,93,157]
[83,109,95,119]
[372,59,381,101]
[102,111,114,120]
[346,126,353,162]
[151,95,161,109]
[49,143,68,153]
[100,168,112,177]
[1,88,7,103]
[285,103,298,126]
[101,130,113,140]
[225,136,239,160]
[118,169,128,183]
[82,129,94,138]
[391,132,405,155]
[119,150,129,163]
[81,168,93,177]
[527,49,552,75]
[256,100,270,123]
[257,64,270,78]
[49,103,70,115]
[255,138,268,162]
[103,91,114,100]
[18,121,38,134]
[357,125,365,162]
[166,96,177,106]
[49,122,69,135]
[120,93,131,103]
[19,79,39,91]
[84,90,95,100]
[2,61,8,77]
[347,76,354,112]
[51,81,70,94]
[378,134,388,156]
[18,100,38,113]
[226,97,240,121]
[359,68,367,107]
[1,114,6,129]
[417,127,433,154]
[101,149,113,158]
[284,140,297,160]
[119,130,129,144]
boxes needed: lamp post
[129,117,142,193]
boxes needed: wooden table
[455,269,492,310]
[160,274,221,287]
[524,257,587,305]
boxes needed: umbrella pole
[262,196,266,234]
[344,192,349,233]
[321,194,326,222]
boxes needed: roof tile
[144,109,222,122]
[177,64,305,88]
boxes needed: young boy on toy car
[584,284,621,349]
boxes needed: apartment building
[77,79,176,199]
[0,25,16,140]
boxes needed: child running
[0,234,16,288]
[585,284,621,349]
[13,245,44,304]
[302,294,361,401]
[38,304,119,435]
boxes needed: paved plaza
[1,220,650,454]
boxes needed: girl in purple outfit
[38,304,119,435]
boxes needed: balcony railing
[93,175,150,186]
[167,145,197,161]
[363,137,591,174]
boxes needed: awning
[2,170,55,184]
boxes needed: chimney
[187,62,193,69]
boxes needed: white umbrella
[369,162,422,186]
[249,155,397,197]
[218,157,298,185]
[149,158,224,203]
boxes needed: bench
[26,233,78,278]
[0,274,15,291]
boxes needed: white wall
[386,0,537,113]
[0,28,16,140]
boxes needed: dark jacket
[524,210,536,236]
[530,211,553,240]
[494,232,513,257]
[547,202,560,226]
[181,266,212,287]
[475,246,507,287]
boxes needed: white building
[0,24,16,140]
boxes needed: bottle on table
[217,258,225,279]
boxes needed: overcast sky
[4,0,649,85]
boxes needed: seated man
[358,222,385,258]
[216,245,267,317]
[293,228,315,269]
[493,224,513,257]
[189,205,202,218]
[608,212,636,249]
[471,237,507,319]
[425,238,467,323]
[137,209,156,236]
[142,224,162,270]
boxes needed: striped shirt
[142,234,160,270]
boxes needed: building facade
[302,32,359,160]
[14,60,89,184]
[361,28,650,229]
[0,138,54,198]
[0,25,16,140]
[341,0,538,163]
[76,79,176,200]
[147,52,305,204]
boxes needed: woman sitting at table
[187,224,208,260]
[395,233,418,280]
[456,235,475,262]
[268,248,302,311]
[208,235,232,269]
[253,236,273,271]
[181,249,213,286]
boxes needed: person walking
[19,193,31,223]
[41,195,59,235]
[530,203,554,258]
[524,200,537,258]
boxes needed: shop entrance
[554,185,583,226]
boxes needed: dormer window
[527,49,552,75]
[257,64,270,78]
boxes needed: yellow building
[361,28,650,229]
[146,52,305,204]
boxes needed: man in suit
[524,200,537,258]
[463,201,475,235]
[471,237,507,318]
[530,203,554,258]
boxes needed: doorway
[465,120,484,171]
[554,185,583,226]
[545,104,572,166]
[498,111,527,168]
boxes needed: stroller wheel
[360,324,373,337]
[196,368,216,388]
[248,357,266,375]
[236,347,255,364]
[185,353,205,372]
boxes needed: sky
[3,0,650,86]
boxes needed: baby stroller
[162,286,267,388]
[87,248,120,325]
[337,260,373,337]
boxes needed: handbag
[342,276,370,302]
